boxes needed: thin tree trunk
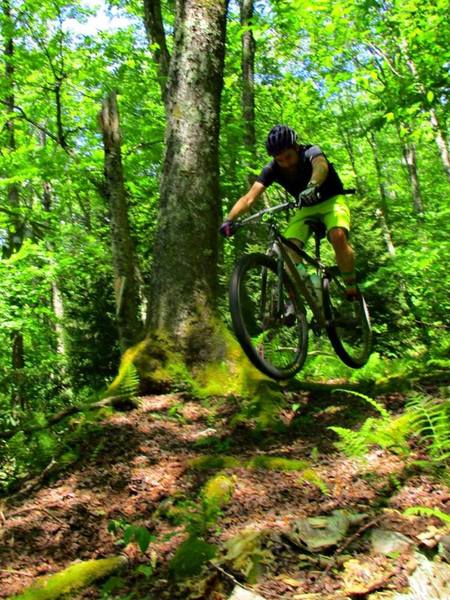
[142,0,170,104]
[337,120,365,197]
[41,178,68,358]
[147,0,228,362]
[399,40,450,183]
[394,123,425,219]
[367,133,430,344]
[240,0,256,177]
[2,0,25,408]
[403,139,424,218]
[99,91,142,351]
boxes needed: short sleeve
[255,161,276,187]
[304,145,325,162]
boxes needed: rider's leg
[322,196,357,299]
[328,227,357,298]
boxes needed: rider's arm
[309,155,329,187]
[227,181,266,221]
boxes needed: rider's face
[274,146,299,170]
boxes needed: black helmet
[265,125,297,156]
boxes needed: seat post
[315,231,321,261]
[305,218,325,261]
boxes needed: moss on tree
[8,556,127,600]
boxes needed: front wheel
[229,253,308,380]
[323,272,373,368]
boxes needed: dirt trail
[1,390,448,599]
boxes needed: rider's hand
[298,184,319,207]
[219,219,236,238]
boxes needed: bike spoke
[232,254,308,377]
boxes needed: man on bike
[220,124,357,299]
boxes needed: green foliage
[107,519,155,554]
[167,472,235,579]
[168,535,216,580]
[298,468,330,495]
[329,391,411,457]
[405,394,450,460]
[329,388,449,465]
[334,389,391,419]
[114,363,140,400]
[404,506,450,525]
[222,528,274,584]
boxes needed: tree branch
[142,0,171,103]
[0,98,61,145]
[1,395,137,440]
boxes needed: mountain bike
[229,199,373,380]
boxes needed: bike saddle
[304,218,326,240]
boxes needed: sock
[341,270,357,297]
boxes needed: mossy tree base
[106,318,288,430]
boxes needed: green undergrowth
[168,472,236,579]
[0,403,114,495]
[302,349,450,389]
[329,389,450,480]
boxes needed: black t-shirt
[255,144,345,204]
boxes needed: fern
[117,364,140,399]
[329,392,411,457]
[328,422,373,457]
[333,389,390,419]
[404,506,450,525]
[406,395,450,460]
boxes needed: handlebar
[236,200,295,229]
[235,188,356,230]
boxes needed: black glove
[219,219,236,237]
[298,184,320,207]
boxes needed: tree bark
[367,133,430,344]
[403,139,424,218]
[142,0,171,104]
[240,0,256,177]
[399,40,450,183]
[394,123,425,219]
[337,119,365,198]
[99,91,142,351]
[147,0,228,362]
[2,0,26,408]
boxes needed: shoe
[283,300,296,326]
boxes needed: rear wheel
[323,270,372,368]
[229,253,308,380]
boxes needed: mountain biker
[220,124,357,299]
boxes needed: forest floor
[0,384,449,599]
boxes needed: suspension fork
[266,241,287,316]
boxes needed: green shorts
[284,196,351,244]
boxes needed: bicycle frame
[237,202,328,328]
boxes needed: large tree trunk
[99,91,142,351]
[146,0,228,362]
